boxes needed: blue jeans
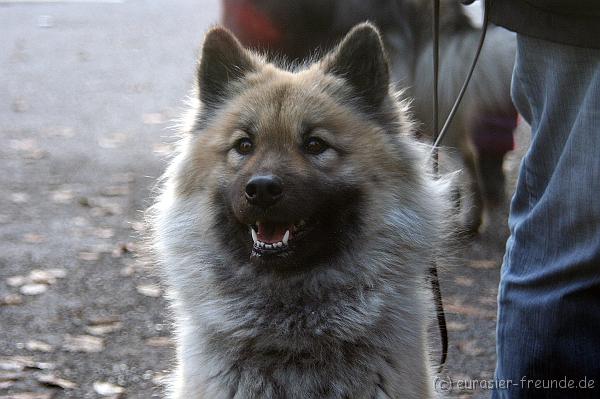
[493,35,600,398]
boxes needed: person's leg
[493,35,600,398]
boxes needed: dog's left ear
[322,23,390,109]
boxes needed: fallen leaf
[93,381,125,396]
[0,357,28,371]
[37,374,77,389]
[129,221,145,232]
[29,269,66,285]
[100,186,129,197]
[142,112,165,125]
[467,259,497,269]
[50,189,73,204]
[454,276,474,287]
[85,323,123,336]
[145,337,173,347]
[152,371,169,387]
[136,284,161,298]
[6,276,27,287]
[10,138,45,159]
[479,296,497,306]
[93,228,114,239]
[0,370,25,382]
[78,251,100,262]
[112,242,135,258]
[456,340,484,356]
[85,317,122,336]
[0,380,16,389]
[22,233,46,243]
[0,393,53,399]
[11,192,29,204]
[98,133,127,149]
[446,321,467,332]
[63,335,104,353]
[77,196,91,207]
[152,143,174,156]
[120,264,136,277]
[11,98,29,113]
[89,199,122,216]
[7,270,65,288]
[25,340,53,353]
[0,356,54,371]
[20,284,48,296]
[0,294,23,306]
[87,315,121,325]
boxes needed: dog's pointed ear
[197,27,257,108]
[322,23,390,109]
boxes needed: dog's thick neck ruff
[151,23,453,399]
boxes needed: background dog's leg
[461,144,484,235]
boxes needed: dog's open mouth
[249,220,308,255]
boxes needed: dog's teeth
[275,242,282,248]
[282,230,290,245]
[251,228,257,243]
[265,244,272,249]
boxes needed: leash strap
[429,0,492,373]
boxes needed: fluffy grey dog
[150,22,454,398]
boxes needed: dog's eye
[235,138,254,155]
[304,137,329,155]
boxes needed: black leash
[429,0,491,373]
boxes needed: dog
[222,0,518,234]
[150,23,455,398]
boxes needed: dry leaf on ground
[37,374,77,389]
[100,186,129,197]
[20,284,48,296]
[22,234,46,244]
[85,317,122,336]
[145,337,173,348]
[93,381,125,396]
[0,294,23,306]
[454,276,474,287]
[467,259,497,269]
[25,340,53,353]
[62,335,104,353]
[0,356,54,371]
[0,393,53,399]
[136,284,161,298]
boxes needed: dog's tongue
[257,222,289,243]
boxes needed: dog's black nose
[245,175,283,208]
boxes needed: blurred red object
[222,0,283,50]
[221,0,338,60]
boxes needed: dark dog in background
[223,0,518,234]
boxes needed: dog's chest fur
[181,271,416,399]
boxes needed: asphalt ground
[0,1,528,397]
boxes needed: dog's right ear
[197,27,257,109]
[322,23,390,111]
